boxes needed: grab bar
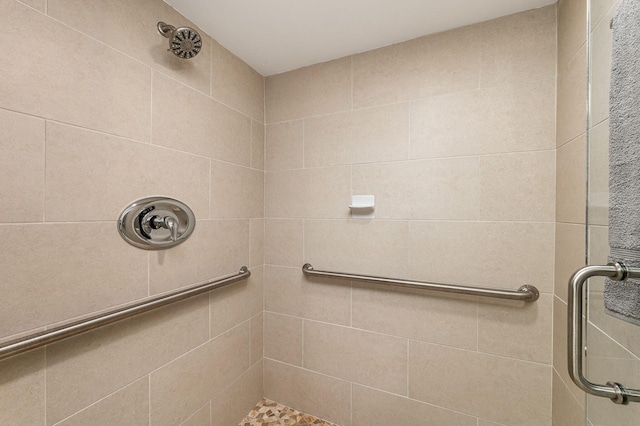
[0,266,251,362]
[568,262,640,404]
[302,264,539,302]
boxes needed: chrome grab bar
[0,266,251,362]
[568,263,640,404]
[302,264,539,302]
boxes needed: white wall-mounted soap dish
[349,195,375,219]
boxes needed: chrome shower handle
[149,215,179,242]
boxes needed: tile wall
[0,0,603,425]
[263,6,557,426]
[0,0,264,424]
[552,0,589,424]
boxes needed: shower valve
[117,197,195,250]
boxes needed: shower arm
[157,21,175,38]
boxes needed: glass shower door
[585,0,640,424]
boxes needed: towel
[604,0,640,325]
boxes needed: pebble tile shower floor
[239,399,337,425]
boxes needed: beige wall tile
[17,0,44,12]
[557,135,587,224]
[210,266,262,338]
[352,158,479,220]
[591,0,620,31]
[588,120,609,226]
[265,57,352,123]
[211,40,265,122]
[211,362,263,426]
[210,161,264,218]
[264,266,351,326]
[266,120,304,171]
[57,377,149,426]
[409,221,555,293]
[590,7,615,127]
[149,321,251,426]
[352,26,480,108]
[0,350,45,426]
[558,0,587,69]
[0,223,147,338]
[588,225,609,265]
[587,391,640,426]
[304,103,410,167]
[263,359,351,426]
[352,385,476,426]
[409,341,552,425]
[149,219,250,294]
[480,6,557,87]
[585,328,640,425]
[0,0,151,142]
[264,312,303,366]
[252,121,265,170]
[265,167,351,219]
[586,323,636,365]
[265,219,303,267]
[409,222,480,285]
[45,121,210,222]
[478,150,556,222]
[0,108,44,223]
[250,218,265,268]
[555,223,586,303]
[553,297,586,408]
[478,294,553,363]
[303,320,408,395]
[251,313,264,364]
[410,79,556,159]
[588,290,640,359]
[557,46,587,146]
[305,219,410,278]
[152,72,251,165]
[352,282,478,350]
[182,404,210,426]
[478,221,553,294]
[477,420,508,426]
[48,0,212,95]
[46,295,209,425]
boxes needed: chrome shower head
[157,21,202,59]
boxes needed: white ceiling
[164,0,557,76]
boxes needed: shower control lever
[118,197,195,250]
[149,215,178,242]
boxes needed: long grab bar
[0,266,251,362]
[302,264,539,302]
[568,262,640,404]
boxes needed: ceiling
[164,0,557,76]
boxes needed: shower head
[157,21,202,59]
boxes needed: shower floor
[239,398,337,425]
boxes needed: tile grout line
[265,73,556,126]
[349,381,353,426]
[301,319,305,369]
[148,374,152,426]
[406,339,410,399]
[149,68,154,145]
[266,310,554,367]
[44,347,48,425]
[43,120,48,223]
